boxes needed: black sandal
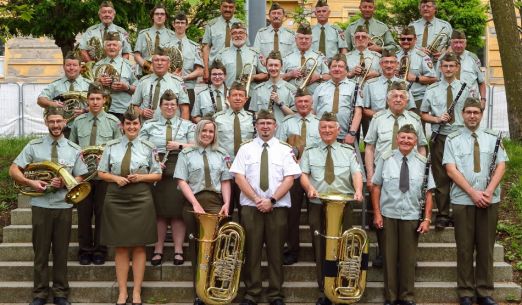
[151,252,163,266]
[173,252,184,265]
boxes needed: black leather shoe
[239,299,258,305]
[283,253,298,265]
[269,299,285,305]
[53,297,71,305]
[92,253,106,265]
[383,301,394,305]
[399,301,416,305]
[78,253,92,265]
[372,254,383,268]
[459,296,473,305]
[435,217,450,230]
[194,297,205,305]
[477,296,498,305]
[316,297,332,305]
[29,298,46,305]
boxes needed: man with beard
[215,22,267,91]
[230,109,301,305]
[254,3,296,61]
[79,1,131,62]
[94,31,137,122]
[202,0,242,83]
[250,50,295,125]
[9,107,88,305]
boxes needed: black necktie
[399,156,409,193]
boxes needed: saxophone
[81,145,105,181]
[190,213,245,305]
[15,161,92,205]
[315,193,369,304]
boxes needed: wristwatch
[270,197,277,205]
[415,75,420,83]
[348,130,357,136]
[178,144,184,150]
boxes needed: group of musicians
[8,0,508,305]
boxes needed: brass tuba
[81,145,104,181]
[15,161,92,205]
[190,213,245,305]
[315,193,369,304]
[55,91,88,122]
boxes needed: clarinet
[431,83,467,143]
[347,82,360,130]
[148,83,154,110]
[419,153,432,221]
[486,132,502,186]
[208,83,217,113]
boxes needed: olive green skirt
[153,153,185,218]
[101,182,157,247]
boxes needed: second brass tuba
[15,160,92,205]
[315,193,369,304]
[191,213,245,305]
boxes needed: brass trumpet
[357,56,374,88]
[238,57,256,96]
[296,55,320,90]
[15,161,92,205]
[427,27,449,55]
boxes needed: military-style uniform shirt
[282,49,329,93]
[249,79,297,124]
[202,15,243,64]
[174,146,232,194]
[300,141,361,204]
[420,79,470,135]
[13,135,88,209]
[364,109,427,162]
[131,73,189,120]
[69,111,122,148]
[346,48,381,76]
[93,56,137,114]
[443,128,508,205]
[372,149,435,220]
[98,136,162,176]
[229,137,301,208]
[276,113,321,145]
[397,48,436,101]
[139,115,195,154]
[213,108,255,160]
[313,78,361,139]
[171,36,204,90]
[134,26,176,76]
[215,45,267,89]
[39,76,91,100]
[311,23,347,59]
[409,17,453,50]
[436,50,484,98]
[345,18,397,52]
[363,76,416,111]
[192,85,228,118]
[253,25,296,59]
[79,23,132,59]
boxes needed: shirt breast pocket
[382,170,399,189]
[309,159,325,181]
[188,166,202,183]
[454,151,472,172]
[377,128,392,143]
[99,129,114,142]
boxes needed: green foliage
[0,137,34,203]
[290,0,313,25]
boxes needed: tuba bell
[15,161,92,205]
[315,193,369,304]
[190,213,245,305]
[81,145,104,181]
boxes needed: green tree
[0,0,245,57]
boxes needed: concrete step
[0,261,513,282]
[1,222,458,244]
[0,242,506,262]
[0,281,519,303]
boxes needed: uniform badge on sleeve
[338,29,345,41]
[425,57,433,69]
[153,148,160,162]
[224,155,232,169]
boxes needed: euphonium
[427,27,449,55]
[191,213,245,305]
[297,55,320,90]
[55,91,88,122]
[15,161,92,205]
[315,193,369,304]
[81,145,104,181]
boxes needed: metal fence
[0,82,511,137]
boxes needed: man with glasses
[443,98,507,305]
[134,4,175,78]
[192,60,228,122]
[421,52,470,230]
[397,26,437,113]
[202,0,242,83]
[345,25,380,82]
[253,3,296,61]
[409,0,452,61]
[311,0,347,60]
[344,0,396,53]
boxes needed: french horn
[54,91,88,122]
[81,145,104,181]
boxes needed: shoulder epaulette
[348,20,359,27]
[216,147,228,156]
[252,82,264,90]
[370,51,381,57]
[249,47,260,54]
[142,119,158,128]
[304,143,319,151]
[373,109,387,119]
[257,27,269,33]
[106,113,120,123]
[216,48,228,56]
[122,58,133,66]
[282,114,296,123]
[105,138,121,146]
[425,82,439,91]
[282,27,295,35]
[339,143,355,151]
[279,140,292,148]
[331,24,342,31]
[374,19,386,26]
[414,152,427,163]
[140,74,153,81]
[28,138,44,145]
[416,49,428,57]
[467,51,480,62]
[114,25,128,34]
[244,111,253,116]
[171,74,183,82]
[66,140,81,150]
[181,146,198,155]
[484,129,499,136]
[239,139,253,147]
[188,39,199,47]
[206,17,219,27]
[438,19,452,26]
[50,78,63,84]
[284,81,297,92]
[141,139,155,149]
[74,113,88,121]
[447,130,462,139]
[381,150,393,160]
[213,110,226,118]
[406,110,421,121]
[85,24,98,32]
[366,77,379,85]
[138,28,149,34]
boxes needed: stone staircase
[0,195,520,304]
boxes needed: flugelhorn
[190,213,245,305]
[238,57,256,96]
[297,54,320,90]
[15,161,92,204]
[398,55,410,81]
[369,35,384,48]
[314,193,369,304]
[426,27,449,55]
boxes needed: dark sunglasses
[400,37,414,42]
